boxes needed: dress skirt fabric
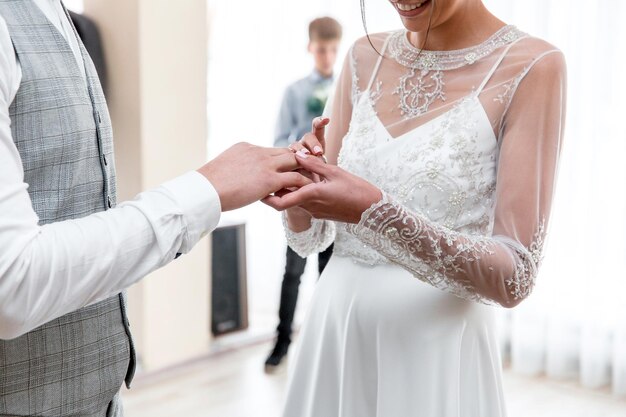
[282,255,507,417]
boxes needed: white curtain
[207,0,626,396]
[484,0,626,396]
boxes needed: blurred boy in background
[266,16,342,373]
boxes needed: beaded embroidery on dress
[283,25,565,306]
[281,26,566,417]
[387,25,525,118]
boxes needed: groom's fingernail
[296,150,309,159]
[314,146,323,154]
[302,148,310,154]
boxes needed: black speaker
[211,223,248,336]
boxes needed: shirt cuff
[161,171,221,252]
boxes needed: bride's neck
[409,2,505,51]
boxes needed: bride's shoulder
[508,30,565,63]
[348,30,400,58]
[501,30,566,88]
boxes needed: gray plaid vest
[0,1,135,416]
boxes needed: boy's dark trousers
[276,243,334,344]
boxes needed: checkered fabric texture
[0,1,135,416]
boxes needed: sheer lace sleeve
[347,50,567,307]
[282,213,336,258]
[325,44,357,165]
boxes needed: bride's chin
[398,14,434,33]
[393,0,437,33]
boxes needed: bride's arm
[279,46,357,257]
[346,51,567,307]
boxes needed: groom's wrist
[162,171,222,248]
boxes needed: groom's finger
[268,147,293,156]
[272,152,300,172]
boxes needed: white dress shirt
[0,0,221,339]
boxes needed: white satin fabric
[282,256,506,417]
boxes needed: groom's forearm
[0,141,310,340]
[0,171,220,340]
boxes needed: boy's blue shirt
[274,69,334,147]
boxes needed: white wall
[206,0,409,339]
[83,0,212,371]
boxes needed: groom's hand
[197,143,312,211]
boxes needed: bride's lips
[393,0,432,18]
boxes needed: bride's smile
[392,0,432,18]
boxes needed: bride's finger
[274,171,314,192]
[295,151,335,179]
[262,183,318,211]
[288,141,309,154]
[300,132,324,156]
[312,116,330,149]
[294,168,316,182]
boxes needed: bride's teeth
[397,2,425,11]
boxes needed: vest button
[107,196,112,208]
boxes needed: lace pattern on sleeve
[282,212,336,258]
[346,191,547,305]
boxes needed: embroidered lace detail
[529,218,547,266]
[334,92,499,270]
[393,67,446,118]
[282,212,336,258]
[504,218,547,300]
[387,25,526,71]
[494,64,529,107]
[384,25,525,118]
[282,30,561,306]
[346,192,547,305]
[347,192,496,303]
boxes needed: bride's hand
[287,116,330,162]
[280,116,331,232]
[263,151,383,224]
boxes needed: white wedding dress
[281,26,566,417]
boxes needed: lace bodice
[283,27,566,307]
[334,92,498,268]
